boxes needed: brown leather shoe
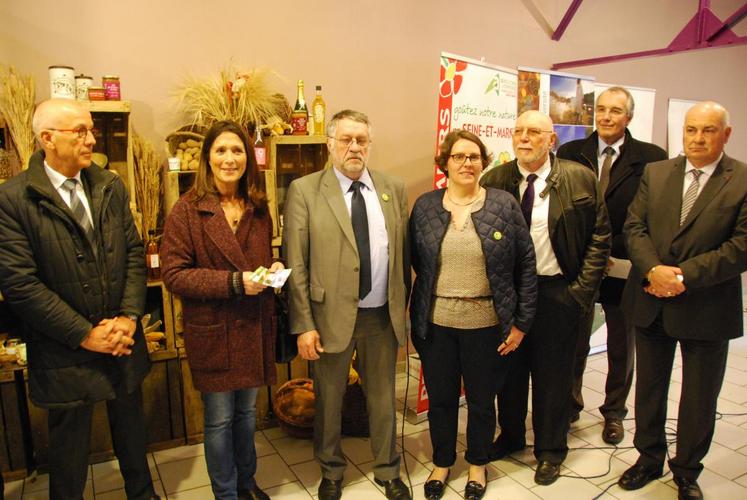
[674,476,703,500]
[602,418,624,444]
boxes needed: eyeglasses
[329,136,371,149]
[47,127,95,139]
[512,128,553,138]
[449,153,482,165]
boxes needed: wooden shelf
[272,134,327,145]
[84,100,132,113]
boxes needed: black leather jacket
[480,155,611,310]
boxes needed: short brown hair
[435,129,492,176]
[189,120,267,210]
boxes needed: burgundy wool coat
[161,193,277,393]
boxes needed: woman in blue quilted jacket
[409,130,537,500]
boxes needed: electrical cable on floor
[494,414,686,500]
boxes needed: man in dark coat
[0,99,156,500]
[556,86,667,444]
[618,101,746,500]
[481,110,610,485]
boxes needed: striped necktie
[62,178,94,240]
[680,169,703,225]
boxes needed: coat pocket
[184,323,229,372]
[309,284,325,303]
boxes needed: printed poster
[517,66,595,149]
[434,53,518,187]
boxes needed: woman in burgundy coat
[161,121,282,500]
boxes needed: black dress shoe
[238,483,270,500]
[318,477,343,500]
[374,477,412,500]
[618,463,663,490]
[674,476,703,500]
[534,461,560,485]
[423,469,450,500]
[464,480,486,500]
[489,437,525,461]
[602,418,624,444]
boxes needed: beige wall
[1,0,745,203]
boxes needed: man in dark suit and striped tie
[619,101,747,500]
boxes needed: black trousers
[633,317,728,480]
[570,302,635,420]
[496,279,581,464]
[413,323,510,467]
[48,387,154,500]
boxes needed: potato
[178,141,188,149]
[183,153,192,163]
[186,139,200,148]
[188,159,199,170]
[175,150,183,159]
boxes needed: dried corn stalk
[132,130,162,238]
[175,65,286,130]
[0,65,35,169]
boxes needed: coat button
[76,253,84,261]
[353,267,359,272]
[235,320,244,328]
[82,283,91,292]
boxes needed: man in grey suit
[619,101,747,500]
[284,110,411,500]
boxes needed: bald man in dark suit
[619,101,747,500]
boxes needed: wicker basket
[273,378,315,439]
[165,126,206,171]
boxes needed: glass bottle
[145,230,161,280]
[254,126,267,169]
[291,79,308,135]
[312,85,326,136]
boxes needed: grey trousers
[312,305,401,481]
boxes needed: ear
[38,130,55,150]
[724,126,732,144]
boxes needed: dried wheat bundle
[175,65,286,130]
[0,65,35,169]
[132,130,162,238]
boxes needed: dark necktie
[62,178,94,241]
[349,181,371,299]
[599,146,615,195]
[520,174,538,228]
[680,169,703,225]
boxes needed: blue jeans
[202,388,259,500]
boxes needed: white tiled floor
[6,309,747,499]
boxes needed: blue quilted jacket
[409,187,537,340]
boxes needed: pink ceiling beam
[551,0,584,41]
[551,0,747,70]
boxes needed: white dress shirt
[44,161,94,228]
[683,153,721,199]
[333,167,389,308]
[518,158,563,276]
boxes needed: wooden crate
[0,366,30,481]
